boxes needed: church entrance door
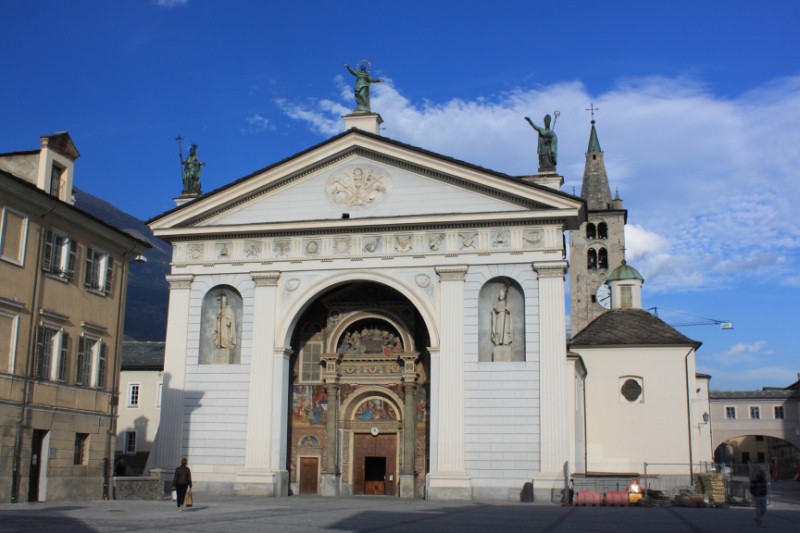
[353,433,396,495]
[299,457,319,494]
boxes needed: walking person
[750,470,768,527]
[172,458,192,512]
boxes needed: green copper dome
[607,261,644,282]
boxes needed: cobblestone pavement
[0,482,798,532]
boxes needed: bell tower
[569,116,628,335]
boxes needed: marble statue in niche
[200,287,242,364]
[214,293,237,350]
[478,279,525,362]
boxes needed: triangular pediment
[149,130,583,237]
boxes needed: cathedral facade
[147,111,711,501]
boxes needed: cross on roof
[586,103,599,120]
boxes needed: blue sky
[2,0,798,390]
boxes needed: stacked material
[696,473,726,505]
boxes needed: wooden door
[299,457,319,494]
[28,430,46,502]
[352,433,397,495]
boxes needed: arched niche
[199,285,242,364]
[478,277,525,362]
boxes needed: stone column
[533,261,570,497]
[271,346,292,496]
[148,274,193,471]
[320,382,340,496]
[399,352,418,498]
[427,265,471,500]
[400,380,417,498]
[236,272,281,495]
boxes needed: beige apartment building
[0,133,148,502]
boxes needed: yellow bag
[185,490,193,508]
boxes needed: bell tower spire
[569,111,629,335]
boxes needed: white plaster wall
[463,264,541,489]
[117,369,163,453]
[576,345,694,474]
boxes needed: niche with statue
[478,278,525,362]
[199,286,242,364]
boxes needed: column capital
[532,260,568,279]
[435,265,468,282]
[252,272,280,286]
[166,274,194,290]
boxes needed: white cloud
[277,75,800,293]
[154,0,188,7]
[725,341,768,357]
[243,114,274,134]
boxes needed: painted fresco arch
[276,270,439,351]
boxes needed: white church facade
[146,111,711,501]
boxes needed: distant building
[710,375,800,478]
[0,133,149,502]
[115,339,165,476]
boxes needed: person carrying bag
[172,458,193,512]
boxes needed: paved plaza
[0,482,798,532]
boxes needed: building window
[0,207,28,266]
[620,377,643,403]
[124,431,136,455]
[750,406,760,420]
[725,406,736,419]
[619,286,633,308]
[84,247,114,295]
[50,163,65,197]
[774,406,785,419]
[585,223,596,239]
[74,433,88,465]
[0,311,20,373]
[587,249,597,269]
[597,222,608,239]
[598,247,609,269]
[301,341,322,382]
[34,325,70,381]
[76,336,106,388]
[128,384,140,407]
[42,229,77,280]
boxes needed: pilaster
[236,272,288,496]
[151,274,193,470]
[427,265,471,499]
[533,261,570,480]
[320,382,341,496]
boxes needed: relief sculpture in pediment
[326,166,390,209]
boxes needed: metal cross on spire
[586,103,599,121]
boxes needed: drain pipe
[684,347,695,481]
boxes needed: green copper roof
[587,120,602,153]
[607,262,644,282]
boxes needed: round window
[621,379,642,402]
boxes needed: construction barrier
[575,490,602,506]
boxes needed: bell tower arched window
[586,223,596,240]
[598,248,609,269]
[587,249,597,269]
[598,222,608,239]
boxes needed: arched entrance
[287,282,430,498]
[715,436,800,480]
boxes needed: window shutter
[34,326,46,378]
[104,256,114,294]
[76,337,87,385]
[59,332,70,381]
[42,229,54,272]
[97,342,107,388]
[84,247,94,288]
[66,239,77,279]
